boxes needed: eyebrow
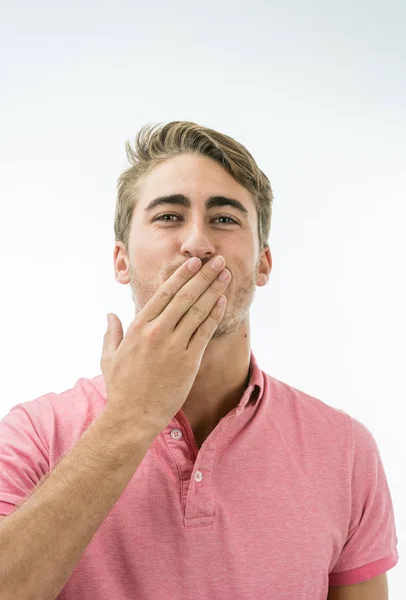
[144,194,249,218]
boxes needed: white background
[0,0,404,594]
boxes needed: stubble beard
[128,260,260,340]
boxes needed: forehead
[137,154,254,209]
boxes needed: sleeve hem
[329,548,399,586]
[0,497,22,515]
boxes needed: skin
[113,153,272,446]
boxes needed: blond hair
[114,121,273,253]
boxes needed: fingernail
[188,257,201,271]
[211,256,225,271]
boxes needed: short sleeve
[0,400,50,517]
[329,416,399,586]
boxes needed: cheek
[231,255,250,275]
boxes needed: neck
[181,318,252,432]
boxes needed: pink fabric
[0,350,399,599]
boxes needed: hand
[100,255,231,438]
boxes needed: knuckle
[199,269,212,283]
[197,325,211,340]
[100,349,112,364]
[146,322,163,340]
[128,316,140,329]
[177,290,194,304]
[189,304,206,318]
[178,271,190,283]
[166,337,178,353]
[209,313,221,324]
[128,320,141,336]
[156,288,171,302]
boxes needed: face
[114,153,271,340]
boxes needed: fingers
[176,273,230,351]
[138,256,227,329]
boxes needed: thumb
[104,313,124,353]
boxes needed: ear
[257,246,272,287]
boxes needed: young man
[0,122,398,599]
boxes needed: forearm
[0,409,155,600]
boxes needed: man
[0,122,398,599]
[113,122,272,450]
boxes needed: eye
[154,213,238,225]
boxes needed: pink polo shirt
[0,350,399,599]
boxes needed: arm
[327,573,388,600]
[0,408,156,600]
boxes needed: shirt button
[170,428,183,440]
[194,470,203,482]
